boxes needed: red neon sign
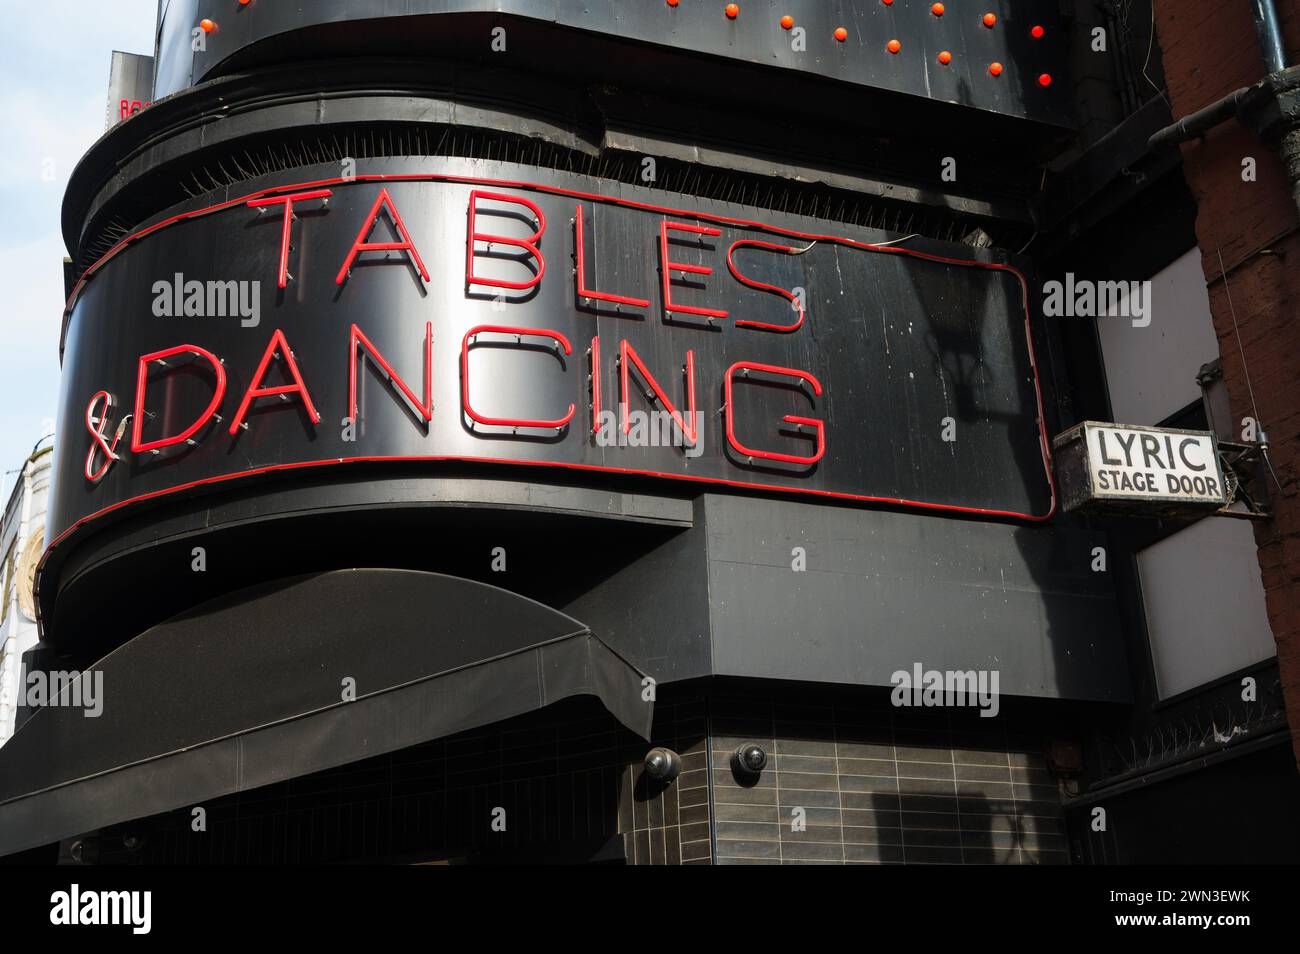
[349,322,434,424]
[247,189,333,289]
[54,172,1056,579]
[460,325,576,430]
[84,391,124,481]
[724,362,826,466]
[336,188,430,285]
[619,340,698,445]
[118,99,150,120]
[466,191,547,291]
[727,239,806,333]
[131,344,227,454]
[659,220,729,321]
[590,335,603,436]
[228,329,320,435]
[574,204,649,309]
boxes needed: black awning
[0,569,651,857]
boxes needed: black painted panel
[703,493,1127,701]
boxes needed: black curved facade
[6,0,1171,866]
[151,0,1072,124]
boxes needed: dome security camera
[733,743,768,776]
[643,746,682,782]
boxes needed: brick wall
[1152,0,1300,767]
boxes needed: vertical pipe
[1251,1,1299,217]
[1251,0,1287,73]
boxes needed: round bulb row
[678,4,1052,84]
[202,4,1052,86]
[200,0,250,32]
[705,1,1046,38]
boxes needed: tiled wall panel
[710,695,1068,865]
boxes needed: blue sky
[0,1,158,499]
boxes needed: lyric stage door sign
[51,170,1054,541]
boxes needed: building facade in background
[0,0,1296,865]
[0,440,51,749]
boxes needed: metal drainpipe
[1252,0,1287,74]
[1252,0,1300,219]
[1146,85,1266,152]
[1147,0,1300,219]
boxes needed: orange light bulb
[989,62,1003,76]
[887,38,901,54]
[983,13,996,27]
[725,3,739,18]
[200,18,216,32]
[834,27,848,41]
[938,50,952,65]
[781,15,794,30]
